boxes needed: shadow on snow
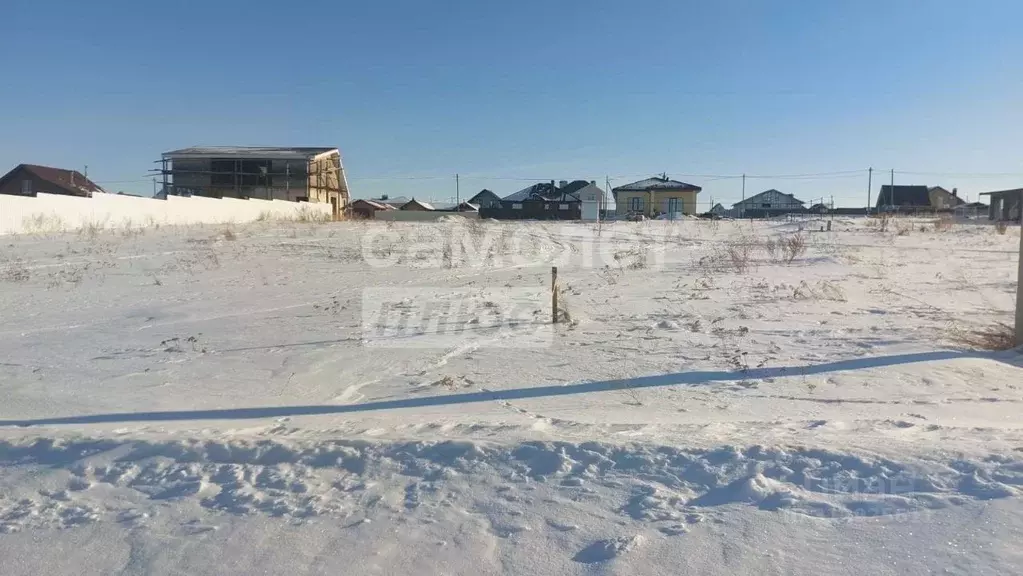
[1,350,1015,427]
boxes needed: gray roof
[502,181,589,202]
[733,189,806,207]
[502,184,549,202]
[979,188,1023,197]
[877,185,930,207]
[163,146,338,159]
[368,196,411,206]
[613,176,702,193]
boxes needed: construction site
[156,146,351,217]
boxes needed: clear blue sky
[4,0,1022,207]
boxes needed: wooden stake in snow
[552,266,559,324]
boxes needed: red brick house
[0,164,105,198]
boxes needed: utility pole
[456,174,460,206]
[600,175,610,234]
[741,174,746,218]
[152,178,157,197]
[867,167,873,214]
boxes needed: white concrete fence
[0,193,333,235]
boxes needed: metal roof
[0,164,105,197]
[612,177,702,192]
[733,189,806,208]
[368,196,411,206]
[877,185,931,207]
[502,181,591,202]
[163,146,338,159]
[979,188,1023,197]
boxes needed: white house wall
[0,192,331,235]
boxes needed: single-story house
[467,189,502,209]
[876,185,932,211]
[432,201,480,212]
[708,203,728,217]
[368,195,411,209]
[489,180,604,220]
[732,189,806,218]
[348,199,396,219]
[0,164,105,197]
[450,201,479,212]
[612,175,702,218]
[979,189,1022,221]
[928,186,965,209]
[400,198,435,211]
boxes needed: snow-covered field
[0,216,1020,575]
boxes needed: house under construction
[158,146,350,216]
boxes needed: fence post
[552,266,559,324]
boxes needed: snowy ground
[0,216,1021,575]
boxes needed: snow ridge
[0,436,1018,535]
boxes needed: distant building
[400,198,435,211]
[979,188,1022,221]
[467,189,502,209]
[348,199,395,219]
[732,189,806,218]
[612,176,702,218]
[928,186,965,209]
[433,201,480,213]
[493,179,604,220]
[365,195,410,208]
[0,164,105,198]
[708,203,727,217]
[876,185,932,211]
[160,146,350,217]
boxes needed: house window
[629,197,644,212]
[667,198,682,214]
[559,203,569,209]
[762,203,771,208]
[512,203,522,210]
[21,180,32,195]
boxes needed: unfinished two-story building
[159,146,350,216]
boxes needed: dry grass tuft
[952,322,1018,351]
[294,205,333,223]
[613,246,647,270]
[933,216,954,232]
[780,234,807,263]
[995,221,1009,235]
[872,212,892,233]
[1,258,31,283]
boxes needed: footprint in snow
[573,535,645,564]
